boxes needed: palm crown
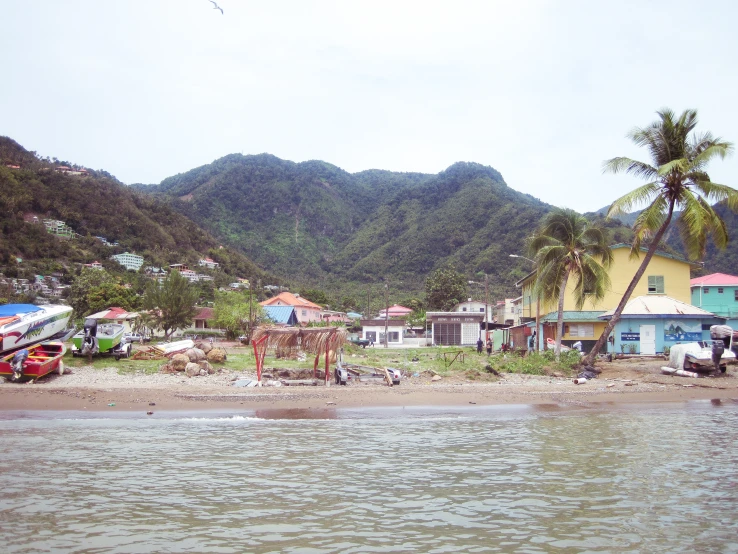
[605,108,735,259]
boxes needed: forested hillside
[0,137,270,286]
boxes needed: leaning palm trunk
[554,270,570,360]
[582,204,675,365]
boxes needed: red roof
[195,307,215,320]
[690,273,738,286]
[261,291,322,309]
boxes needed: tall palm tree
[529,208,613,359]
[582,108,736,365]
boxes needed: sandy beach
[1,355,737,414]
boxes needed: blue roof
[347,312,362,318]
[0,304,42,316]
[264,305,298,325]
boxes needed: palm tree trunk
[582,202,676,365]
[555,270,570,360]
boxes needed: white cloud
[2,0,736,212]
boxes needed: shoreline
[2,354,737,416]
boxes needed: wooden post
[252,334,268,386]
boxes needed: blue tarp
[263,306,298,325]
[0,304,42,316]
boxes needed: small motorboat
[0,304,73,355]
[0,341,66,382]
[71,318,129,358]
[668,325,736,373]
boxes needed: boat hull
[71,323,125,353]
[0,341,66,380]
[0,304,73,355]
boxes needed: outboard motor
[11,349,29,380]
[710,325,730,372]
[81,318,99,356]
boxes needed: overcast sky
[3,0,737,213]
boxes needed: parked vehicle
[349,337,371,348]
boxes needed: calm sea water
[1,402,737,554]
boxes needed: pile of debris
[160,345,225,377]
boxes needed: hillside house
[376,304,412,318]
[193,307,215,330]
[198,258,220,269]
[260,292,322,324]
[111,252,144,271]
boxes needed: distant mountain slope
[0,137,269,283]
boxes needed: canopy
[0,304,42,316]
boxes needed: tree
[528,209,613,359]
[583,108,736,365]
[142,270,199,339]
[69,268,134,318]
[213,290,265,339]
[425,265,467,311]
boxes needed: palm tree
[582,108,736,365]
[529,208,613,359]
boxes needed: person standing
[476,337,483,354]
[486,338,493,356]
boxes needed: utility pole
[484,273,489,341]
[384,282,389,348]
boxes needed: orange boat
[0,341,66,382]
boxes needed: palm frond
[607,182,660,217]
[693,180,738,211]
[603,157,658,179]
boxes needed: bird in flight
[209,0,223,14]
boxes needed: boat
[151,339,195,356]
[0,341,66,381]
[667,325,736,373]
[0,304,73,355]
[71,318,128,357]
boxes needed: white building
[452,299,493,324]
[360,319,406,346]
[426,312,485,346]
[111,252,144,271]
[198,258,220,269]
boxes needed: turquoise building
[691,273,738,329]
[599,295,724,355]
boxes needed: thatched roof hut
[251,326,347,354]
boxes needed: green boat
[71,318,125,355]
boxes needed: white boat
[152,339,195,356]
[668,325,736,373]
[0,304,73,354]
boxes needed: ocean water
[1,402,737,553]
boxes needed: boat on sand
[0,304,73,355]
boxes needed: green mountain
[136,155,562,299]
[0,137,270,286]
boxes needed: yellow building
[515,244,697,349]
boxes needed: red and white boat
[0,341,66,381]
[0,304,73,355]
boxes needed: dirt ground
[1,353,737,414]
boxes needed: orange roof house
[261,292,322,324]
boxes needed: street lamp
[510,254,540,352]
[509,254,536,264]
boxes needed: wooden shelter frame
[251,326,347,386]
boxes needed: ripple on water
[1,404,737,553]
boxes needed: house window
[648,276,665,294]
[479,308,484,312]
[734,290,738,301]
[568,324,594,338]
[462,307,467,311]
[365,331,377,342]
[704,288,709,294]
[302,310,307,316]
[719,288,724,294]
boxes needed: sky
[3,0,737,213]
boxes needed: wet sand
[1,356,737,413]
